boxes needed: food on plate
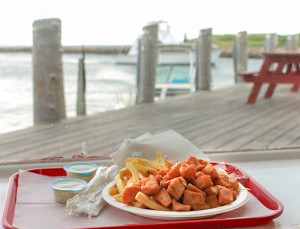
[64,162,98,182]
[109,153,240,211]
[50,178,87,203]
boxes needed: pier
[1,19,300,164]
[1,83,300,164]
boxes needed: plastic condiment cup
[49,178,87,203]
[64,162,98,182]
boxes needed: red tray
[1,163,283,229]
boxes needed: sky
[1,0,300,46]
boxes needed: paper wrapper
[110,129,209,167]
[66,129,209,217]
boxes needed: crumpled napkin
[66,129,208,217]
[66,165,118,217]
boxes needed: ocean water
[0,53,263,134]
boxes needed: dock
[1,83,300,163]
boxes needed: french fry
[136,158,164,170]
[113,193,122,202]
[164,160,173,169]
[156,151,166,168]
[114,174,125,194]
[125,157,136,165]
[133,201,147,209]
[135,164,158,176]
[111,152,174,207]
[125,157,163,170]
[156,151,173,169]
[125,176,133,188]
[118,167,130,177]
[108,186,119,196]
[126,161,140,184]
[135,192,170,211]
[123,176,128,183]
[138,172,145,180]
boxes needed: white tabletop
[1,149,299,229]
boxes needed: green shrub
[188,34,299,48]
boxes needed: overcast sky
[1,0,299,46]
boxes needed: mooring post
[264,33,277,52]
[196,28,212,91]
[233,31,248,83]
[286,34,299,51]
[76,50,86,116]
[264,33,277,71]
[137,23,158,103]
[32,18,66,125]
[135,37,142,104]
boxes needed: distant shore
[0,45,275,58]
[0,45,131,54]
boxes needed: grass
[189,34,299,48]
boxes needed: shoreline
[0,45,277,58]
[0,45,131,54]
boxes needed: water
[0,53,263,134]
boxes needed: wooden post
[196,28,212,91]
[286,34,299,51]
[233,31,248,83]
[32,18,66,125]
[264,33,277,71]
[135,37,142,104]
[137,23,158,103]
[264,33,277,52]
[76,55,86,116]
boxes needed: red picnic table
[238,52,300,104]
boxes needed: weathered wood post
[264,33,277,71]
[137,23,158,103]
[233,31,248,83]
[196,28,212,91]
[264,33,277,52]
[76,48,86,115]
[135,37,142,104]
[285,34,299,51]
[32,18,66,125]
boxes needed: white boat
[115,42,222,66]
[115,21,222,99]
[115,22,222,66]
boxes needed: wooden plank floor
[1,83,300,163]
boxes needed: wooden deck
[1,83,300,163]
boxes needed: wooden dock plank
[277,123,300,147]
[0,88,243,157]
[188,97,298,148]
[199,99,300,149]
[1,83,300,163]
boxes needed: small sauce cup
[50,178,87,203]
[64,162,98,182]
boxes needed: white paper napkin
[110,129,209,167]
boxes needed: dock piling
[32,18,66,125]
[76,56,86,116]
[137,23,158,104]
[264,33,277,52]
[196,28,212,91]
[285,34,299,51]
[233,31,248,83]
[135,37,142,104]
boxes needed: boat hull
[115,47,222,66]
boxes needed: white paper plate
[102,181,249,220]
